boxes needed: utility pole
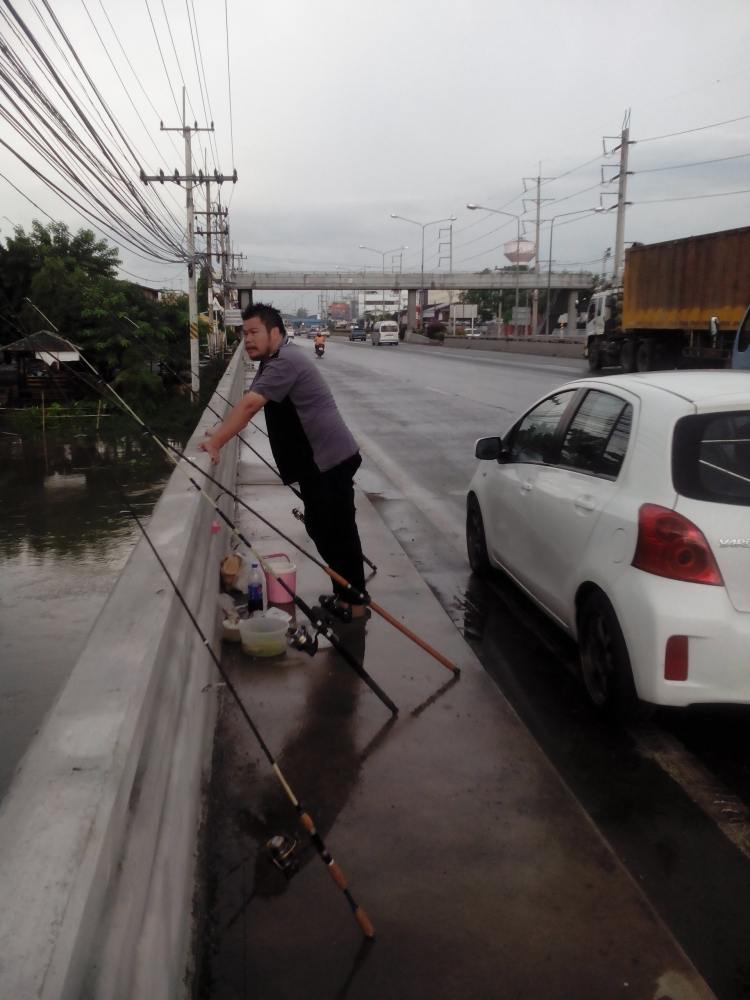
[523,164,552,337]
[196,198,229,357]
[140,87,236,399]
[602,109,632,283]
[438,224,454,334]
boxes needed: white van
[372,321,399,346]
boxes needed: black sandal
[318,594,371,623]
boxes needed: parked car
[349,324,367,342]
[466,371,750,717]
[372,321,399,346]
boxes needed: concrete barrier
[330,331,585,359]
[0,352,244,1000]
[404,331,586,358]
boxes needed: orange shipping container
[622,226,750,332]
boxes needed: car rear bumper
[611,573,750,707]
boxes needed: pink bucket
[263,552,297,604]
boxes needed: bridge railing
[0,348,244,1000]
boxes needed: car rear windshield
[673,410,750,506]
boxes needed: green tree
[0,221,213,411]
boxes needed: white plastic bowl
[238,615,288,658]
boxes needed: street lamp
[466,203,527,330]
[540,207,605,335]
[359,244,407,318]
[389,213,457,325]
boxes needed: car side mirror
[475,436,507,461]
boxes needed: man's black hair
[241,302,287,336]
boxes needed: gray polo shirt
[249,340,358,480]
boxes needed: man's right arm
[198,391,267,464]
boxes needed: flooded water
[0,423,172,797]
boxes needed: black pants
[297,453,367,603]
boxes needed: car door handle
[574,496,596,512]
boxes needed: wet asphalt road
[310,337,750,999]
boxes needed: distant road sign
[511,306,531,324]
[224,308,242,326]
[450,304,478,320]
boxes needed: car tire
[578,591,650,721]
[466,495,491,576]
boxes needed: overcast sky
[1,0,749,312]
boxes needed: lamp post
[359,244,407,318]
[389,213,456,326]
[540,207,604,335]
[466,203,526,332]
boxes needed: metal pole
[382,251,386,315]
[613,113,631,281]
[205,178,215,357]
[183,89,199,399]
[545,218,555,336]
[531,170,541,337]
[420,224,425,325]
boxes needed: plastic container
[238,614,288,658]
[262,553,297,604]
[221,618,241,643]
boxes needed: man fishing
[199,302,369,622]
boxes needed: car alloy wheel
[466,495,491,575]
[578,591,646,720]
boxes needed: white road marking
[632,724,750,862]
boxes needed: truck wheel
[635,339,653,373]
[619,339,636,372]
[587,338,602,372]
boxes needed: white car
[466,371,750,717]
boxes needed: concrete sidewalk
[196,426,712,1000]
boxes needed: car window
[559,390,633,478]
[509,391,577,464]
[673,410,750,506]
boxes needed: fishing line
[29,303,458,675]
[24,303,399,714]
[121,494,376,940]
[120,318,378,572]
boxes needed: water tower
[503,239,536,265]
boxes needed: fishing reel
[287,624,318,656]
[266,834,300,879]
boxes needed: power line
[636,113,750,144]
[0,2,186,259]
[224,0,235,168]
[634,150,750,173]
[632,187,750,205]
[97,0,182,161]
[79,0,188,236]
[186,0,219,167]
[143,0,181,120]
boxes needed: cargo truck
[585,226,750,373]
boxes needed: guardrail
[0,351,244,1000]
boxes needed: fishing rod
[119,316,378,573]
[122,496,375,940]
[24,302,398,715]
[29,303,457,676]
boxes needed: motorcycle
[314,341,325,358]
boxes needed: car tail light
[632,504,723,585]
[664,635,689,681]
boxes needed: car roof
[577,371,750,409]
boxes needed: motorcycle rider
[314,330,326,357]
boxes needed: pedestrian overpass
[230,269,594,332]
